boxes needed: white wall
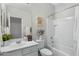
[30,3,54,47]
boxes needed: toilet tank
[36,39,44,49]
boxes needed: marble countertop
[1,41,38,53]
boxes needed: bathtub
[48,46,70,56]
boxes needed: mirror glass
[10,16,22,39]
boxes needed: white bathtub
[48,46,70,56]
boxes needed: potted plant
[2,34,13,46]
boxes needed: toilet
[40,48,53,56]
[36,39,53,56]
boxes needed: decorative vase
[27,35,32,41]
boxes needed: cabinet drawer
[22,45,38,55]
[24,52,38,56]
[3,49,22,56]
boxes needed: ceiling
[4,3,54,12]
[4,3,78,13]
[5,3,31,12]
[5,3,69,9]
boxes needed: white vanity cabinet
[1,41,38,56]
[2,45,38,56]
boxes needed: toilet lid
[40,48,52,55]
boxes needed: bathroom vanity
[0,41,38,56]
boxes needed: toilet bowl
[36,39,53,56]
[40,48,53,56]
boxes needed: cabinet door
[23,52,38,56]
[3,49,22,56]
[22,45,38,55]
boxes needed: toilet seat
[40,48,52,56]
